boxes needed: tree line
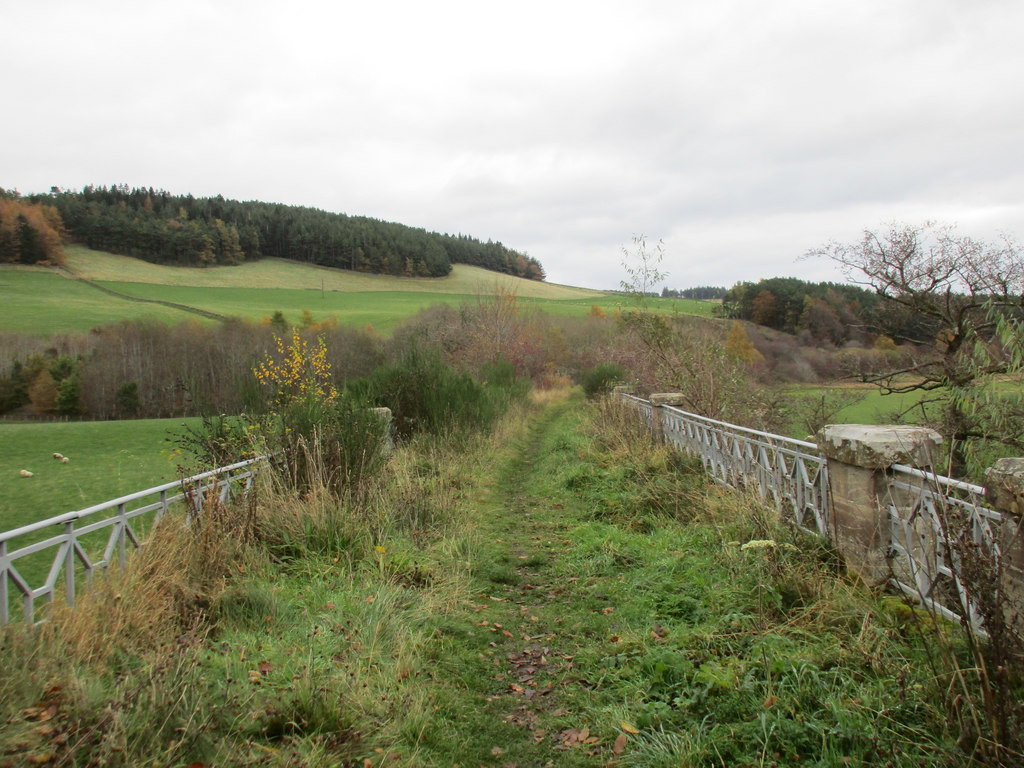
[17,185,545,280]
[661,285,726,300]
[718,275,938,346]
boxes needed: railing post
[0,540,8,625]
[816,424,942,585]
[64,520,76,609]
[649,393,685,444]
[117,502,128,567]
[984,458,1024,627]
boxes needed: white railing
[0,456,266,626]
[622,393,1008,635]
[623,395,829,536]
[886,465,1002,633]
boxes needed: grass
[0,417,199,531]
[1,389,991,766]
[62,245,601,298]
[0,247,715,335]
[778,382,936,440]
[0,269,193,334]
[0,417,204,612]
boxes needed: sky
[3,0,1023,291]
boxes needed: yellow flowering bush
[254,329,338,407]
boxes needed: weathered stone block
[984,458,1024,633]
[816,425,942,585]
[985,457,1024,517]
[370,407,394,456]
[816,424,942,469]
[649,393,686,407]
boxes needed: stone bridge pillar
[649,393,686,444]
[985,458,1024,623]
[816,424,942,585]
[370,407,394,456]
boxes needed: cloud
[3,0,1023,290]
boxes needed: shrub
[267,392,389,497]
[581,362,627,399]
[349,350,515,439]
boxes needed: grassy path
[1,392,971,767]
[444,393,619,764]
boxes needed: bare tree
[809,221,1024,476]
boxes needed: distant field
[779,383,936,440]
[0,416,204,616]
[62,245,599,298]
[0,417,200,532]
[0,269,196,334]
[0,247,716,335]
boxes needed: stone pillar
[984,458,1024,623]
[816,424,943,585]
[370,407,394,456]
[649,393,686,444]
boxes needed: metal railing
[0,456,266,626]
[622,393,1007,635]
[886,465,1002,633]
[623,395,830,536]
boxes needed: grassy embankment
[0,391,982,766]
[0,246,713,336]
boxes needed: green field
[1,417,204,613]
[0,270,197,333]
[0,417,199,532]
[0,247,715,335]
[60,245,599,297]
[779,383,934,440]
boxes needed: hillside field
[0,247,714,335]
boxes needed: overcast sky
[3,0,1022,290]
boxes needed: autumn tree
[809,221,1024,476]
[724,321,764,365]
[0,199,66,265]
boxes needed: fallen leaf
[258,661,272,676]
[613,732,628,754]
[763,695,778,708]
[374,545,387,553]
[620,721,640,734]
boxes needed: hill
[31,185,546,280]
[60,245,593,298]
[1,247,659,336]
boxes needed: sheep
[52,452,65,460]
[60,457,69,463]
[19,469,33,477]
